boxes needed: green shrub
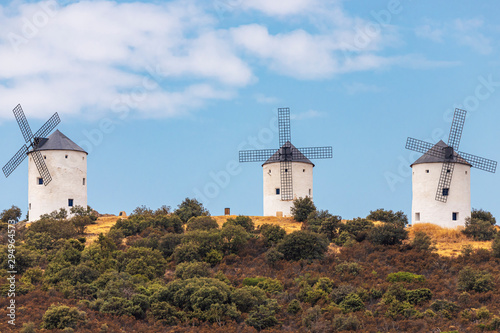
[331,284,356,304]
[265,247,284,265]
[387,272,425,283]
[277,231,328,261]
[174,198,210,223]
[457,266,495,293]
[407,288,432,305]
[287,299,302,314]
[492,233,500,258]
[335,262,361,276]
[243,277,284,293]
[220,224,250,254]
[339,218,374,242]
[224,215,254,232]
[367,208,408,227]
[260,224,286,246]
[42,304,86,329]
[301,305,321,328]
[291,197,316,222]
[186,216,219,231]
[412,231,435,252]
[430,300,459,314]
[368,223,408,245]
[471,209,496,225]
[118,247,167,279]
[462,217,497,241]
[339,293,365,313]
[150,302,183,325]
[231,286,267,312]
[175,261,211,279]
[245,300,279,330]
[205,249,223,266]
[173,242,202,263]
[385,301,416,319]
[332,314,361,331]
[304,210,342,241]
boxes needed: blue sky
[0,0,499,221]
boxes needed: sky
[0,0,499,221]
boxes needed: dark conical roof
[411,140,470,167]
[262,141,314,166]
[36,130,87,154]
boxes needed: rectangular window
[37,178,43,185]
[83,178,86,185]
[442,188,449,196]
[275,188,280,195]
[29,203,31,210]
[68,199,74,207]
[415,213,420,222]
[308,189,311,196]
[452,212,458,221]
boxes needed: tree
[186,216,219,231]
[457,266,494,293]
[174,198,209,223]
[277,231,328,260]
[175,261,211,279]
[471,208,496,225]
[41,304,86,329]
[412,231,436,252]
[224,215,254,232]
[70,205,98,222]
[340,218,374,242]
[0,205,22,223]
[71,215,93,234]
[462,217,497,241]
[291,197,316,222]
[260,224,286,246]
[368,223,408,246]
[492,233,500,259]
[304,210,342,241]
[220,224,250,254]
[366,208,408,227]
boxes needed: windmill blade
[278,107,291,147]
[33,112,60,142]
[448,108,467,150]
[435,162,455,203]
[2,145,28,177]
[31,149,52,186]
[457,150,497,173]
[405,137,446,159]
[239,149,278,163]
[296,146,333,160]
[280,161,293,201]
[13,104,33,143]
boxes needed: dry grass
[212,215,301,233]
[86,216,123,244]
[408,223,492,257]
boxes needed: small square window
[303,169,305,172]
[447,169,451,173]
[452,212,458,221]
[65,155,68,159]
[83,178,86,186]
[426,170,429,173]
[68,199,74,207]
[37,178,43,185]
[442,188,449,196]
[275,188,280,195]
[465,171,468,175]
[285,169,288,172]
[415,213,420,222]
[43,155,46,159]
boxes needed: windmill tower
[239,108,333,217]
[405,108,497,228]
[3,105,88,222]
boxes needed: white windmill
[3,105,88,222]
[239,108,333,217]
[405,108,497,228]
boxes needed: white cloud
[344,82,383,95]
[241,0,318,17]
[254,93,279,104]
[415,24,444,42]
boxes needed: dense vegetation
[0,201,499,332]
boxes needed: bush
[260,224,286,246]
[462,217,497,241]
[0,205,22,224]
[245,300,279,330]
[220,224,250,254]
[205,249,224,266]
[339,218,374,242]
[407,288,432,305]
[471,208,496,225]
[335,262,361,276]
[118,247,167,279]
[368,223,408,245]
[492,233,500,258]
[367,208,408,227]
[287,299,302,314]
[457,266,494,293]
[173,242,202,263]
[291,197,316,222]
[278,231,328,261]
[243,277,284,293]
[231,286,267,312]
[305,211,342,241]
[430,300,459,314]
[387,272,425,283]
[331,284,356,304]
[174,198,209,223]
[175,261,211,279]
[186,216,219,231]
[224,215,254,232]
[265,247,284,265]
[339,293,365,313]
[42,304,86,329]
[412,231,435,252]
[150,302,183,325]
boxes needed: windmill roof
[411,140,470,167]
[262,142,314,166]
[36,130,87,154]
